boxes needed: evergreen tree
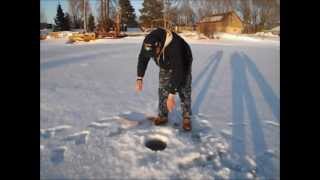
[119,0,137,27]
[88,14,95,32]
[54,4,65,31]
[139,0,164,27]
[64,13,71,30]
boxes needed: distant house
[197,11,244,35]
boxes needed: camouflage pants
[158,68,192,118]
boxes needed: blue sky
[41,0,144,24]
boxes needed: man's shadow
[173,50,223,135]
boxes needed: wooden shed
[197,11,244,35]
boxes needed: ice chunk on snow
[178,152,201,164]
[265,120,280,127]
[212,157,222,169]
[244,156,257,170]
[154,127,174,136]
[215,167,231,179]
[220,129,232,137]
[50,125,72,132]
[63,131,90,145]
[97,116,115,122]
[177,152,203,169]
[41,125,72,138]
[227,122,247,126]
[88,122,110,129]
[245,172,254,179]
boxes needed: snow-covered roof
[199,11,242,23]
[201,15,224,23]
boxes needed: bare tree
[194,0,228,19]
[195,0,222,21]
[177,0,195,25]
[40,7,47,23]
[253,0,279,30]
[68,0,91,29]
[238,0,251,23]
[68,0,81,28]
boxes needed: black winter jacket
[137,28,193,94]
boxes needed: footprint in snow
[88,120,122,136]
[50,146,67,164]
[62,131,90,145]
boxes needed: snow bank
[255,32,279,38]
[179,31,210,40]
[178,31,279,43]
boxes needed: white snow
[178,31,279,44]
[41,33,279,179]
[265,120,280,127]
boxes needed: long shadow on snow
[191,50,223,133]
[241,52,279,121]
[40,45,132,71]
[192,50,223,88]
[231,52,276,178]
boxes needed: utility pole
[115,6,121,37]
[163,0,170,29]
[106,0,109,24]
[163,0,166,29]
[100,0,109,32]
[84,0,87,32]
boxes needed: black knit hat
[143,28,166,47]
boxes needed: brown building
[197,11,244,35]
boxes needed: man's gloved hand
[166,93,176,112]
[135,77,143,93]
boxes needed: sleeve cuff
[168,87,178,94]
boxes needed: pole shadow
[241,52,280,121]
[230,52,276,178]
[40,46,128,71]
[192,51,223,115]
[190,51,223,133]
[192,50,223,88]
[41,54,91,70]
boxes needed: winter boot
[154,116,168,125]
[182,114,192,131]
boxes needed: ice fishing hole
[145,138,167,151]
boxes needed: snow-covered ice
[41,33,279,179]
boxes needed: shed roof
[199,11,242,23]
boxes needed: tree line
[139,0,279,32]
[42,0,138,32]
[41,0,279,33]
